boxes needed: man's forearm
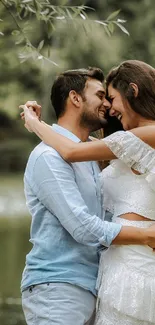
[112,226,149,245]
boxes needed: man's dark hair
[51,67,104,118]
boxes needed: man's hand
[20,100,41,121]
[112,221,155,248]
[144,224,155,249]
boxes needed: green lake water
[0,174,31,325]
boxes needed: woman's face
[107,84,140,130]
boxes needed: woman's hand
[20,100,41,121]
[19,105,39,132]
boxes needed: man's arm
[31,150,121,247]
[31,150,155,248]
[112,226,152,246]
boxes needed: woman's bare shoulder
[130,125,155,149]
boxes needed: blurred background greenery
[0,0,155,323]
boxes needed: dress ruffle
[103,131,155,192]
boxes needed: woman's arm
[22,105,155,163]
[22,105,117,161]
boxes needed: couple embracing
[21,61,155,325]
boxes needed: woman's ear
[129,83,139,97]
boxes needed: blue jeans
[22,282,96,325]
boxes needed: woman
[21,60,155,325]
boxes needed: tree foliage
[0,0,129,65]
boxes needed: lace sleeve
[103,130,155,191]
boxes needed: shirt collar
[52,124,81,143]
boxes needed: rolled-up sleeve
[32,150,121,247]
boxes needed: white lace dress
[95,131,155,325]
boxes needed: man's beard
[79,110,108,132]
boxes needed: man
[21,67,155,325]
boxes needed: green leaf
[15,36,24,44]
[47,45,51,58]
[33,0,40,12]
[104,25,111,37]
[12,30,20,36]
[108,22,114,34]
[83,6,95,11]
[57,7,65,16]
[23,24,32,32]
[37,40,44,51]
[41,8,49,15]
[117,19,126,23]
[27,5,36,13]
[47,21,55,39]
[23,8,29,18]
[95,20,107,26]
[115,22,129,35]
[22,0,33,3]
[66,8,72,19]
[80,13,86,20]
[107,9,120,21]
[37,55,43,60]
[71,7,82,18]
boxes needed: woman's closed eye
[106,96,113,104]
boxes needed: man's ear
[69,90,81,107]
[129,83,139,97]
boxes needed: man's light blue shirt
[21,124,121,295]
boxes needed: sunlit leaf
[115,22,129,35]
[81,9,88,19]
[107,9,120,21]
[56,16,65,20]
[38,55,43,60]
[117,18,126,23]
[95,20,107,26]
[40,8,49,15]
[80,13,86,20]
[37,40,44,51]
[21,0,32,3]
[27,5,36,13]
[83,6,95,11]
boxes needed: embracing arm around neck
[24,106,155,162]
[27,118,117,161]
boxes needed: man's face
[79,78,111,131]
